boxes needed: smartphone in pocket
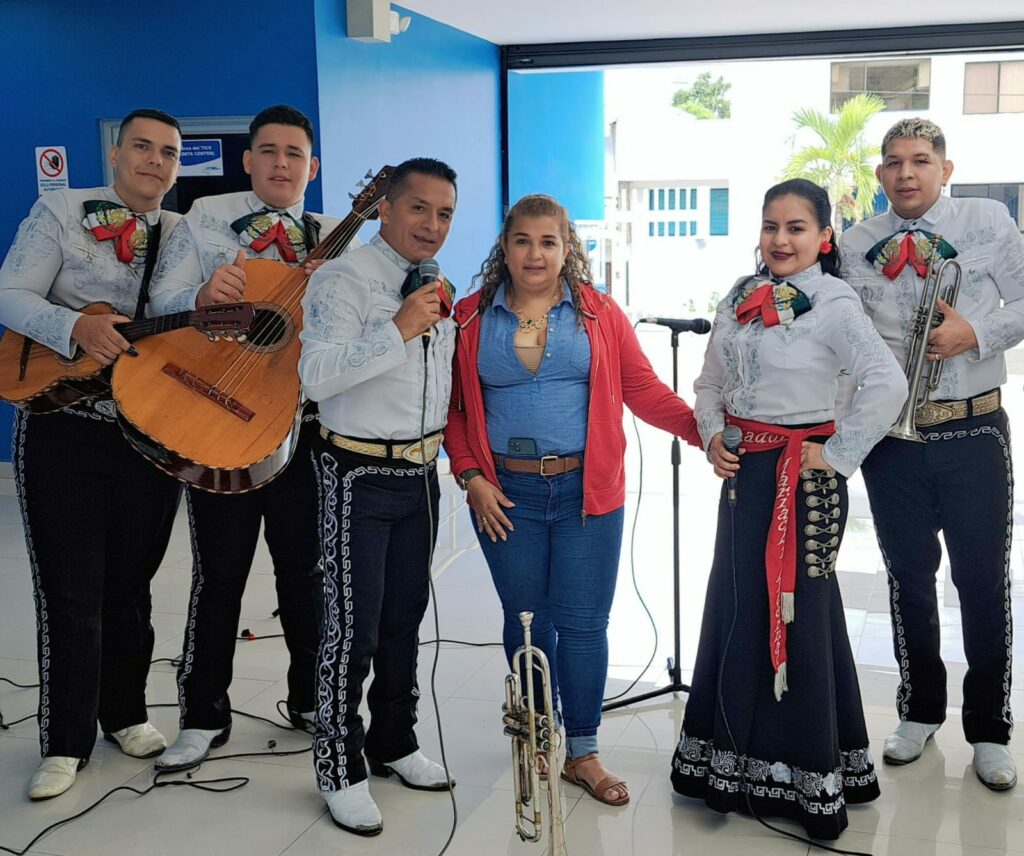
[508,437,538,456]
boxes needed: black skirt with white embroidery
[671,446,879,841]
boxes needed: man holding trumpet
[841,118,1024,789]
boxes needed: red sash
[727,416,836,700]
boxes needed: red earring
[819,240,833,254]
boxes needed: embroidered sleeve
[693,290,740,451]
[0,196,81,356]
[820,295,907,476]
[971,213,1024,360]
[298,261,409,401]
[147,211,206,315]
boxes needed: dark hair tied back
[761,178,842,278]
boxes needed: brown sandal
[560,753,629,805]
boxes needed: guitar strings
[209,212,367,390]
[207,208,376,397]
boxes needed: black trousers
[311,438,439,791]
[861,407,1014,744]
[13,407,181,759]
[176,422,323,730]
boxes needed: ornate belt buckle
[401,433,441,464]
[915,400,955,427]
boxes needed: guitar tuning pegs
[355,180,366,189]
[206,333,220,343]
[364,169,373,179]
[223,334,234,342]
[236,333,248,344]
[348,192,356,200]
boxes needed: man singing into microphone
[298,157,458,835]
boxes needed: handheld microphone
[418,257,440,285]
[417,257,441,342]
[722,424,742,507]
[641,316,711,334]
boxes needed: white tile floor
[2,333,1024,856]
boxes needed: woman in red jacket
[445,194,701,805]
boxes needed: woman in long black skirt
[670,179,907,840]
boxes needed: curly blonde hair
[472,194,593,325]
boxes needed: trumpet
[503,611,568,856]
[888,237,962,443]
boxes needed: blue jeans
[474,466,624,758]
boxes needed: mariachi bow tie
[865,229,957,281]
[400,267,455,319]
[230,208,306,263]
[82,200,151,264]
[735,278,811,327]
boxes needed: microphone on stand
[722,424,743,507]
[641,316,711,334]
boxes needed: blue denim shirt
[478,282,591,457]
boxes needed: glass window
[648,222,655,237]
[690,220,698,236]
[679,221,686,236]
[648,189,655,210]
[658,188,665,210]
[668,188,676,209]
[679,188,687,210]
[690,188,698,209]
[965,61,1024,114]
[668,221,676,236]
[951,183,1023,227]
[831,59,931,111]
[709,188,729,236]
[658,221,665,237]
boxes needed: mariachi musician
[298,157,458,836]
[0,109,184,800]
[146,104,346,771]
[841,118,1024,789]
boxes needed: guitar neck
[116,311,193,343]
[306,202,382,264]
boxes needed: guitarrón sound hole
[242,304,294,353]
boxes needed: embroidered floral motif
[672,732,877,815]
[735,279,811,327]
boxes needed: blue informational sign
[179,139,224,177]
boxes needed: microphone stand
[603,328,688,711]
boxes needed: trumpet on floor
[503,611,568,856]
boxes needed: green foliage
[783,93,886,233]
[672,72,732,120]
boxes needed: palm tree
[783,93,886,234]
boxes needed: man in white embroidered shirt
[840,118,1024,790]
[149,105,347,774]
[0,108,184,800]
[298,157,458,836]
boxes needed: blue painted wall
[508,70,605,221]
[0,0,324,253]
[313,1,502,292]
[0,1,503,462]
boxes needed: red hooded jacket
[444,286,702,517]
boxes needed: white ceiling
[399,0,1022,46]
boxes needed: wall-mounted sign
[36,146,69,195]
[179,139,224,177]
